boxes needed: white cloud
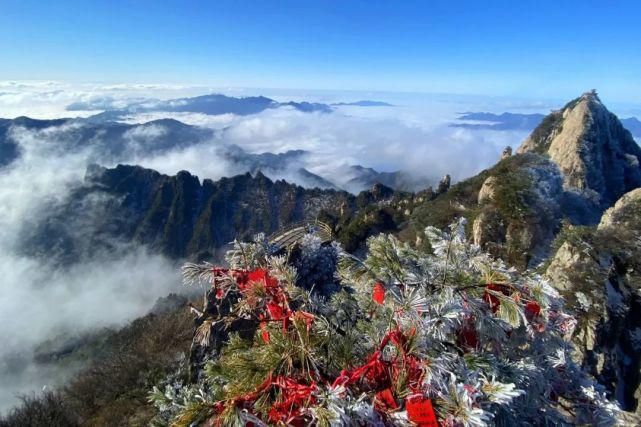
[124,122,169,140]
[219,107,524,185]
[0,123,184,412]
[0,85,542,411]
[0,81,214,119]
[120,111,237,128]
[131,142,237,180]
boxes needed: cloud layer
[0,122,182,412]
[129,106,528,190]
[0,83,548,411]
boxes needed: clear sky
[1,0,640,101]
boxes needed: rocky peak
[367,182,395,200]
[518,90,641,207]
[25,164,359,261]
[437,174,451,194]
[598,187,641,230]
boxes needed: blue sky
[1,0,640,101]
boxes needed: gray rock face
[437,174,451,194]
[518,90,641,208]
[21,164,411,263]
[477,176,499,204]
[21,165,356,262]
[599,188,641,230]
[546,189,641,412]
[472,154,564,268]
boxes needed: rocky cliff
[546,188,641,412]
[21,164,418,263]
[409,91,641,269]
[410,152,577,268]
[518,90,641,208]
[22,165,354,261]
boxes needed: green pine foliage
[150,220,625,426]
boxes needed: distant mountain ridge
[65,94,400,123]
[0,115,416,193]
[69,93,333,121]
[622,116,641,138]
[452,112,545,130]
[21,164,413,262]
[331,100,394,107]
[0,116,214,167]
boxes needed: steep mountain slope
[546,189,641,412]
[518,90,641,207]
[409,91,641,268]
[22,165,419,263]
[409,153,579,268]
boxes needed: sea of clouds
[0,120,181,411]
[0,80,597,411]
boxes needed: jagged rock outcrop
[469,154,564,267]
[546,189,641,412]
[471,208,504,249]
[599,187,641,230]
[21,165,354,261]
[477,176,499,204]
[518,90,641,207]
[21,164,413,262]
[411,152,566,268]
[437,174,451,194]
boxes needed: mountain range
[331,100,394,107]
[0,114,412,193]
[70,93,332,120]
[4,90,641,422]
[66,93,394,123]
[18,91,641,268]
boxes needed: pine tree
[150,219,625,426]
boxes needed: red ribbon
[375,388,399,411]
[525,301,541,318]
[483,283,512,313]
[457,316,479,351]
[406,394,439,426]
[206,267,436,424]
[372,281,386,305]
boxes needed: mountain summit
[518,90,641,207]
